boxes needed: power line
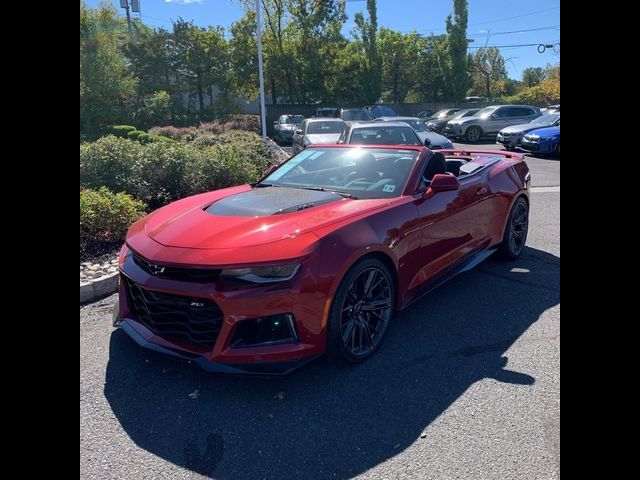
[401,6,560,35]
[467,41,560,50]
[466,25,560,37]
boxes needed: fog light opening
[231,314,298,348]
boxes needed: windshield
[400,119,429,132]
[262,147,419,199]
[531,113,559,125]
[342,110,373,121]
[316,109,337,118]
[476,107,498,118]
[371,106,397,117]
[451,109,479,119]
[349,126,421,146]
[281,115,304,124]
[307,121,345,134]
[431,110,450,118]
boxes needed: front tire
[327,258,396,364]
[498,197,529,259]
[465,126,482,142]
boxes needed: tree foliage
[79,0,558,132]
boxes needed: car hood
[133,185,391,251]
[447,117,479,126]
[527,126,560,137]
[305,133,342,144]
[416,131,452,147]
[501,123,550,134]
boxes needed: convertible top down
[114,145,530,374]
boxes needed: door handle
[476,186,488,196]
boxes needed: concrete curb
[80,271,119,303]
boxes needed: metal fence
[264,102,497,137]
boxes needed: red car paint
[116,145,529,372]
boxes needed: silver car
[273,114,305,143]
[374,116,453,149]
[497,113,560,150]
[292,118,346,154]
[445,105,541,142]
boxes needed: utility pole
[255,0,267,140]
[120,0,132,35]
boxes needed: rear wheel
[327,258,396,364]
[498,197,529,259]
[465,126,482,142]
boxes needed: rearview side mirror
[295,129,303,135]
[273,121,278,126]
[424,174,460,198]
[424,138,431,147]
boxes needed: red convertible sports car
[114,145,530,374]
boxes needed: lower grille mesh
[124,277,223,349]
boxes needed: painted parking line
[531,186,560,192]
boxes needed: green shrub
[147,134,173,143]
[137,132,151,143]
[80,130,274,209]
[80,187,147,249]
[110,125,137,138]
[148,125,197,141]
[127,130,145,140]
[80,135,144,194]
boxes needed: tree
[521,67,546,87]
[172,19,230,116]
[229,12,259,101]
[443,0,470,100]
[378,29,422,103]
[470,47,507,98]
[80,1,137,133]
[352,0,381,103]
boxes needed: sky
[86,0,560,79]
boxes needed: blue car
[520,126,560,156]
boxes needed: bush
[110,125,137,138]
[80,135,144,194]
[81,130,275,209]
[147,134,173,143]
[80,187,147,249]
[137,132,151,143]
[148,125,197,141]
[127,129,145,140]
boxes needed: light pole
[255,0,267,140]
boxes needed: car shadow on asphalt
[104,246,559,479]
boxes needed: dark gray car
[273,114,305,143]
[426,108,480,133]
[292,118,346,154]
[374,116,453,149]
[339,108,374,125]
[497,113,560,149]
[445,105,541,142]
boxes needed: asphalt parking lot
[80,140,559,480]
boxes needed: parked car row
[275,103,559,157]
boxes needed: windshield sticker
[383,184,396,193]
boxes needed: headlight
[221,264,300,283]
[540,137,557,141]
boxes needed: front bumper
[115,251,327,375]
[444,124,464,137]
[521,139,557,153]
[496,133,522,147]
[119,319,317,375]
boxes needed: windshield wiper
[296,185,357,199]
[252,182,278,188]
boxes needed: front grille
[132,252,220,283]
[124,277,223,349]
